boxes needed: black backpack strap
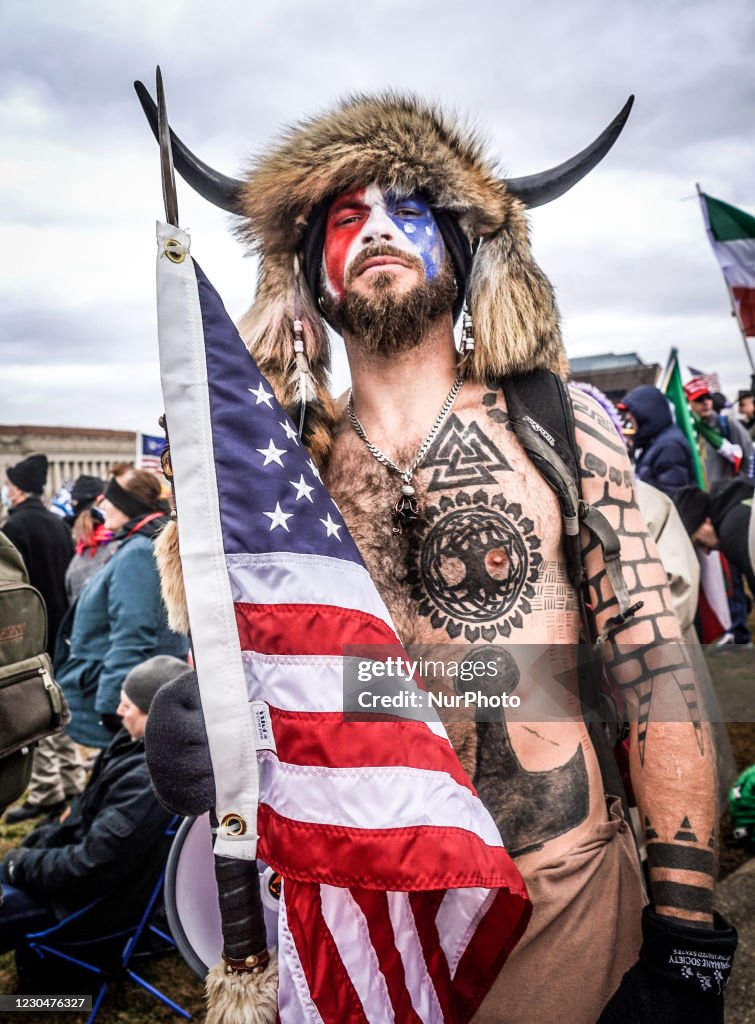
[501,371,640,820]
[501,371,641,642]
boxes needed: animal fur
[205,954,279,1024]
[232,92,566,397]
[154,518,190,635]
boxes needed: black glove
[2,847,29,887]
[598,905,737,1024]
[100,712,122,734]
[144,669,215,816]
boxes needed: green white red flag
[699,191,755,336]
[660,349,731,641]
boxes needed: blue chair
[20,816,191,1024]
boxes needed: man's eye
[335,214,361,227]
[396,207,422,218]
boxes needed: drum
[164,813,280,978]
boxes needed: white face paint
[322,183,445,300]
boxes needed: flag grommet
[219,812,247,836]
[164,238,186,263]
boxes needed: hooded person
[620,385,696,498]
[136,84,737,1024]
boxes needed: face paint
[322,184,445,299]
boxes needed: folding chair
[19,815,191,1024]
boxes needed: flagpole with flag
[137,431,166,474]
[660,349,731,641]
[696,184,755,374]
[154,219,531,1023]
[660,348,705,487]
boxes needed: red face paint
[323,187,369,300]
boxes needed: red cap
[684,377,711,402]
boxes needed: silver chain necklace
[348,372,463,533]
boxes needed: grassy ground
[0,649,753,1022]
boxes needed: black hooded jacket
[622,386,696,498]
[11,728,172,922]
[709,479,755,595]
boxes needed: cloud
[1,0,754,434]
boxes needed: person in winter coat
[64,475,114,602]
[1,454,72,655]
[56,463,188,749]
[620,385,696,497]
[1,455,85,825]
[674,479,755,600]
[683,377,753,483]
[0,656,187,952]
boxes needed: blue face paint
[384,191,445,280]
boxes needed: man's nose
[359,205,395,246]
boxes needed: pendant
[391,483,420,535]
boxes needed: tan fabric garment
[473,798,645,1024]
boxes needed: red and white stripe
[155,223,530,1023]
[234,549,529,1022]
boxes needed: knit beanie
[71,475,105,505]
[6,454,48,493]
[673,486,711,536]
[122,655,189,714]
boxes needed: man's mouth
[355,255,410,276]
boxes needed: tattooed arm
[571,390,717,926]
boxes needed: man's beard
[321,245,458,355]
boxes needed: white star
[248,382,274,407]
[263,503,293,532]
[307,457,322,481]
[320,513,342,540]
[279,419,300,445]
[290,475,314,502]
[256,439,287,467]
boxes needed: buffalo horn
[504,96,634,208]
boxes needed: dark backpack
[501,371,641,811]
[0,531,70,809]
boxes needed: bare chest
[325,388,580,647]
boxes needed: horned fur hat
[136,84,633,458]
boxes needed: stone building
[568,352,660,403]
[0,424,137,501]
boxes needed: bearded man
[138,88,737,1023]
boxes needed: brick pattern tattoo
[572,387,716,923]
[579,455,704,765]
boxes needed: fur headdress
[136,85,633,460]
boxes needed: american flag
[138,431,165,474]
[687,365,722,395]
[155,223,530,1023]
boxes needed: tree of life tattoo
[407,491,543,642]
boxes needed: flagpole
[696,183,755,375]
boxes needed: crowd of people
[0,79,752,1017]
[0,454,189,960]
[620,376,755,651]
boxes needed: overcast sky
[2,0,754,434]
